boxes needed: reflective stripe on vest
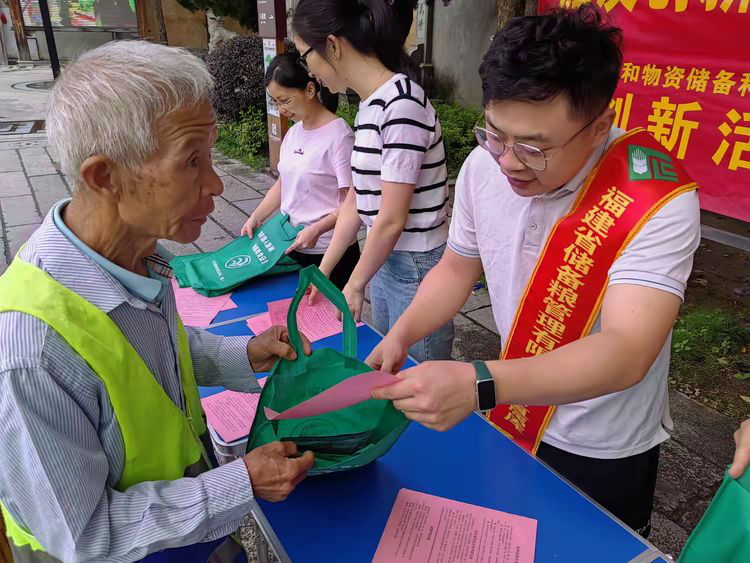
[0,258,210,552]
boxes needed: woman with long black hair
[293,0,454,362]
[241,50,360,289]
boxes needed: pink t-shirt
[278,118,354,254]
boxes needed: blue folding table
[202,272,670,563]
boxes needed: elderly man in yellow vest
[0,41,314,562]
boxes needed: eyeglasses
[474,112,602,171]
[297,47,314,75]
[269,91,299,108]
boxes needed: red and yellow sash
[488,129,698,454]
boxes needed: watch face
[477,379,496,411]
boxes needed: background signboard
[258,0,287,171]
[21,0,137,29]
[540,0,749,221]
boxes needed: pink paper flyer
[373,489,537,563]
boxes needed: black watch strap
[472,360,496,412]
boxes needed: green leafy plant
[206,34,266,121]
[672,308,749,377]
[336,104,358,130]
[215,106,269,170]
[434,103,483,176]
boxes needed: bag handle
[277,213,304,241]
[286,266,357,365]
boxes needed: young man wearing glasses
[369,6,700,537]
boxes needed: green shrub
[206,34,266,121]
[215,106,268,169]
[434,103,482,176]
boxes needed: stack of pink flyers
[246,294,363,340]
[172,278,237,327]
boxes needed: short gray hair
[46,41,214,188]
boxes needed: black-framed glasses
[474,111,602,171]
[297,47,314,75]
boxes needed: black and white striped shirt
[353,74,449,252]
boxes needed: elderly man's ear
[79,156,124,199]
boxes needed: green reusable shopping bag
[172,252,301,295]
[247,266,410,476]
[170,212,302,296]
[679,469,750,562]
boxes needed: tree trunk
[206,9,237,51]
[155,0,168,44]
[496,0,538,29]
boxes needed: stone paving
[0,114,739,559]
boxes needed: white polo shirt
[448,127,701,459]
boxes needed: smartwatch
[472,360,496,412]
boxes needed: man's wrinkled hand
[243,441,314,502]
[247,325,312,372]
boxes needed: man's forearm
[0,370,254,562]
[488,329,656,406]
[186,328,259,392]
[68,460,254,561]
[488,284,680,407]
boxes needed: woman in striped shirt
[292,0,454,363]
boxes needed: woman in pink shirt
[241,51,359,289]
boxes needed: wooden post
[134,0,151,40]
[257,0,288,172]
[154,0,168,44]
[6,0,30,62]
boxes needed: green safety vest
[0,258,211,552]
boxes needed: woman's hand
[285,224,322,254]
[241,213,264,239]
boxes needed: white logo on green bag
[225,255,253,269]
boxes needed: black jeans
[288,242,360,290]
[537,441,661,537]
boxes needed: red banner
[538,0,750,221]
